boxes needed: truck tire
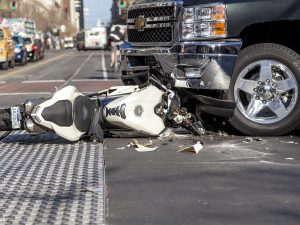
[32,53,37,62]
[229,43,300,136]
[1,58,9,70]
[9,59,15,68]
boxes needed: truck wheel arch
[239,21,300,54]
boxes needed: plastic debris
[158,128,175,140]
[178,141,203,154]
[128,139,158,152]
[217,131,229,137]
[84,187,103,193]
[242,137,263,143]
[279,141,298,144]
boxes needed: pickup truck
[121,0,300,136]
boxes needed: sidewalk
[0,131,105,225]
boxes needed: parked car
[23,36,39,62]
[0,26,15,69]
[12,35,27,65]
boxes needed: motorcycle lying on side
[0,74,235,142]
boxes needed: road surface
[0,49,299,225]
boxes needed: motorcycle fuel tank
[103,85,166,136]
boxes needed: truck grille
[128,6,174,19]
[128,27,172,43]
[127,3,178,47]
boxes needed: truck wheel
[21,56,26,66]
[32,53,37,62]
[9,59,15,68]
[1,59,9,70]
[229,43,300,136]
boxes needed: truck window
[24,38,32,44]
[13,36,20,44]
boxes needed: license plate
[11,107,21,129]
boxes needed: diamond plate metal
[0,131,105,225]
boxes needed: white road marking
[101,50,108,80]
[72,79,122,82]
[59,52,93,89]
[0,81,6,84]
[0,92,51,96]
[259,160,297,166]
[22,80,65,83]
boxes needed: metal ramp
[0,131,105,225]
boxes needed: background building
[74,0,84,30]
[0,0,79,35]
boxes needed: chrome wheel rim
[234,60,298,124]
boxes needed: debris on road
[128,139,159,152]
[285,158,294,160]
[158,128,176,140]
[242,137,263,143]
[217,131,229,137]
[178,141,203,154]
[279,140,298,145]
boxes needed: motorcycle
[0,75,211,142]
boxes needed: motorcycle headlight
[181,4,226,40]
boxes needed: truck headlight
[181,4,226,40]
[15,48,21,53]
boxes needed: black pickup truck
[121,0,300,136]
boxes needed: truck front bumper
[121,40,242,91]
[0,56,7,63]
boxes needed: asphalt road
[0,49,300,225]
[0,49,122,106]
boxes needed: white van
[84,26,107,49]
[64,37,74,49]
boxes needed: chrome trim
[127,16,175,24]
[129,1,182,10]
[122,40,242,55]
[121,40,242,90]
[128,23,173,30]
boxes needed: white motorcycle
[0,76,211,142]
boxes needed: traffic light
[119,0,126,16]
[10,0,17,11]
[120,1,126,9]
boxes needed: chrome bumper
[121,40,242,90]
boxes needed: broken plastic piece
[279,141,298,144]
[128,139,158,152]
[178,141,203,154]
[243,137,263,143]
